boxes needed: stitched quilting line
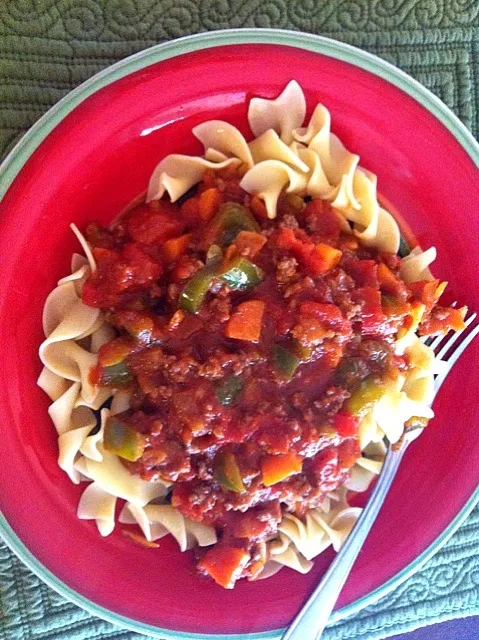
[0,4,478,638]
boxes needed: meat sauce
[82,166,463,587]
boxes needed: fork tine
[435,311,477,360]
[441,318,479,369]
[433,317,479,392]
[427,333,447,351]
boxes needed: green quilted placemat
[1,2,479,639]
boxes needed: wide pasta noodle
[144,81,409,255]
[37,367,71,402]
[248,80,306,144]
[119,503,217,550]
[249,129,309,172]
[147,154,240,203]
[77,482,117,537]
[193,121,254,168]
[70,224,96,272]
[257,490,362,578]
[58,409,97,484]
[38,81,447,584]
[400,246,436,283]
[42,281,79,337]
[294,103,360,204]
[82,446,168,507]
[240,160,308,219]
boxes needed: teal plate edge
[1,28,479,640]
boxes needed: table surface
[1,2,479,639]
[394,616,479,639]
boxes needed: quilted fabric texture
[1,1,479,639]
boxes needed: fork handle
[281,445,406,640]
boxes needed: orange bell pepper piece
[419,306,466,336]
[198,546,250,589]
[199,188,223,222]
[250,195,268,220]
[377,262,408,301]
[180,196,200,222]
[340,236,359,251]
[122,530,160,549]
[162,233,192,262]
[225,300,265,342]
[309,243,342,275]
[409,279,446,312]
[233,231,267,258]
[261,452,303,486]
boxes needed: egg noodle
[39,82,446,581]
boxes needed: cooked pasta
[38,81,465,588]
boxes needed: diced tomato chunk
[338,439,361,470]
[292,315,332,347]
[299,302,345,327]
[227,503,282,542]
[126,203,185,244]
[409,279,445,312]
[333,411,359,437]
[180,196,201,224]
[250,195,269,220]
[274,227,297,251]
[304,199,341,241]
[310,447,339,490]
[82,245,162,309]
[275,228,342,277]
[353,286,392,337]
[345,259,378,288]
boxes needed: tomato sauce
[82,167,462,588]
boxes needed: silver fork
[282,306,479,640]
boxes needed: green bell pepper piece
[215,376,243,407]
[101,361,131,386]
[104,417,146,462]
[214,451,245,493]
[210,203,260,246]
[345,375,391,418]
[271,344,300,379]
[219,257,264,291]
[179,255,262,314]
[398,235,411,259]
[179,261,220,314]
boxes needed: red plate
[1,30,478,639]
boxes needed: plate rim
[1,27,478,640]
